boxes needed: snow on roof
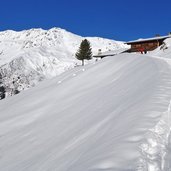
[93,48,129,57]
[126,35,171,44]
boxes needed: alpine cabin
[125,35,171,53]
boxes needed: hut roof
[93,48,129,58]
[126,35,171,44]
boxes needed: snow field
[1,54,171,170]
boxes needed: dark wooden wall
[128,39,164,52]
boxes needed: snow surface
[150,38,171,59]
[0,28,127,96]
[126,35,171,44]
[93,48,129,57]
[0,53,171,170]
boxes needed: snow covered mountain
[1,28,171,170]
[0,28,127,97]
[0,51,171,170]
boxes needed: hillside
[0,53,171,170]
[0,28,127,97]
[150,37,171,58]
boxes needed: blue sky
[0,0,171,41]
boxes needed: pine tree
[0,86,5,99]
[75,39,92,66]
[0,73,5,100]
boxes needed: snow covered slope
[150,37,171,58]
[0,28,127,96]
[0,53,171,171]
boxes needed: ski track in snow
[136,56,171,171]
[167,135,171,170]
[137,102,171,171]
[163,133,171,171]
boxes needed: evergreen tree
[0,73,2,85]
[0,73,5,100]
[75,39,92,66]
[0,86,5,99]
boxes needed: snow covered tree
[75,39,92,66]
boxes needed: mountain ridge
[0,27,128,97]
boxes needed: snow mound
[150,38,171,59]
[0,54,171,170]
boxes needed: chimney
[155,34,160,37]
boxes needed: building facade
[125,35,171,53]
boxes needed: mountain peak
[0,27,127,98]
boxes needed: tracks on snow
[136,56,171,171]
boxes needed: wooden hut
[93,48,129,59]
[125,35,171,53]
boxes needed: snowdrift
[0,54,171,170]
